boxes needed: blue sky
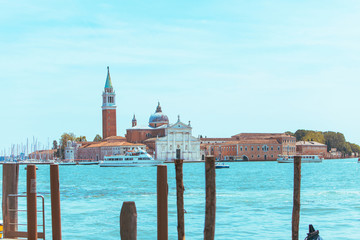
[1,0,360,153]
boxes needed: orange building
[296,141,327,157]
[201,133,296,161]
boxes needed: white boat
[277,155,323,163]
[215,162,230,169]
[99,148,163,167]
[77,160,99,165]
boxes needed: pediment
[168,121,191,130]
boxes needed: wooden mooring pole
[157,165,168,240]
[120,201,137,240]
[27,164,38,240]
[175,159,185,240]
[50,164,62,240]
[2,163,19,238]
[292,156,301,240]
[204,156,216,240]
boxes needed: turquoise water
[1,159,360,239]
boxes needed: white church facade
[155,117,201,161]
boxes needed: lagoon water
[1,158,360,239]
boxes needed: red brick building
[201,133,296,161]
[296,141,327,157]
[102,66,117,139]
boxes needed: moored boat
[99,148,162,167]
[76,160,99,165]
[215,162,230,168]
[277,155,323,163]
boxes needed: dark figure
[304,224,323,240]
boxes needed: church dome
[149,102,169,128]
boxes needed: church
[126,103,201,161]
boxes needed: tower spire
[105,66,113,89]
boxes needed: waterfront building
[126,103,201,161]
[76,136,146,161]
[201,133,296,161]
[102,66,117,139]
[296,141,327,157]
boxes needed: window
[257,146,260,151]
[240,146,243,151]
[271,146,273,151]
[278,146,280,150]
[257,155,260,158]
[245,147,248,151]
[251,147,254,151]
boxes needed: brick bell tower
[102,66,117,139]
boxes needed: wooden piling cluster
[2,163,62,239]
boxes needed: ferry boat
[99,148,163,167]
[277,155,323,163]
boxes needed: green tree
[302,131,325,144]
[285,131,294,136]
[350,143,360,154]
[323,131,346,152]
[294,129,307,141]
[93,134,102,142]
[75,136,87,142]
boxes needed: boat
[215,162,230,169]
[277,155,323,163]
[58,161,77,166]
[99,148,163,167]
[76,160,99,165]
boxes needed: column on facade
[173,131,176,160]
[183,132,185,159]
[188,132,191,160]
[167,132,170,160]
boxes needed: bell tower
[102,66,117,139]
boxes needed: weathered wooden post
[50,164,62,240]
[157,165,168,240]
[292,156,301,240]
[204,156,216,240]
[175,159,185,240]
[120,201,137,240]
[2,163,19,238]
[27,164,38,240]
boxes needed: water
[1,159,360,239]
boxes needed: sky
[1,0,360,153]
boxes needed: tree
[93,134,102,142]
[285,131,294,136]
[294,129,307,141]
[52,140,58,150]
[350,143,360,155]
[323,131,346,152]
[75,136,87,142]
[302,131,325,144]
